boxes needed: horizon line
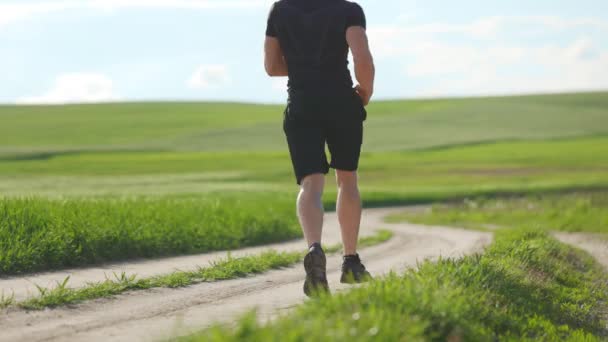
[2,89,607,107]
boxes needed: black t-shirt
[266,0,366,98]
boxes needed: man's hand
[355,85,373,106]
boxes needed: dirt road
[0,207,492,342]
[554,233,608,270]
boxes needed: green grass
[181,229,608,341]
[1,136,607,200]
[2,92,607,156]
[387,191,608,234]
[0,193,300,275]
[0,94,606,339]
[0,291,15,309]
[1,92,607,279]
[3,230,393,310]
[2,133,607,277]
[17,250,302,310]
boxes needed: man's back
[266,0,366,95]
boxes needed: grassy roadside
[181,229,608,341]
[387,191,608,235]
[0,194,299,275]
[0,230,393,311]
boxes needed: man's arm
[346,26,375,106]
[264,37,288,77]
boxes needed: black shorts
[283,90,366,185]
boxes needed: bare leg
[335,170,362,255]
[297,174,325,247]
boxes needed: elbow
[264,59,273,76]
[265,65,286,77]
[265,64,278,77]
[265,64,273,76]
[265,56,287,77]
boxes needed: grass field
[1,136,607,200]
[182,229,608,341]
[0,93,607,199]
[0,194,299,275]
[1,92,606,274]
[2,92,607,156]
[388,191,608,235]
[1,92,608,339]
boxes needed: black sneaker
[303,244,330,297]
[340,254,373,284]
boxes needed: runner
[264,0,376,296]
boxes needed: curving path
[0,207,492,342]
[554,233,608,270]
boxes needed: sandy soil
[0,207,492,342]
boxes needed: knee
[300,173,325,196]
[336,170,358,191]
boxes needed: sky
[1,0,607,104]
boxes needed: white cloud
[188,65,231,89]
[528,16,608,32]
[368,16,608,58]
[16,73,119,104]
[368,16,608,97]
[0,2,74,27]
[409,38,608,97]
[86,0,272,11]
[403,43,525,77]
[0,0,272,28]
